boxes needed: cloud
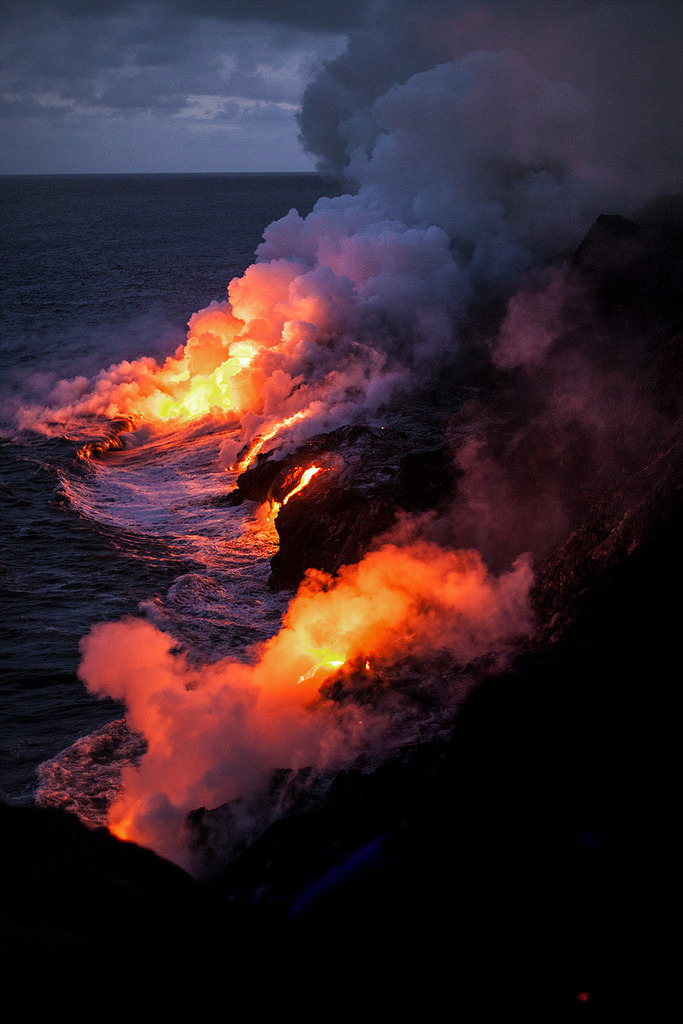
[5,1,680,178]
[0,0,361,171]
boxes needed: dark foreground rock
[194,396,679,1012]
[198,204,681,1012]
[0,803,218,980]
[270,483,397,589]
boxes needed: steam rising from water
[14,39,662,452]
[18,3,681,865]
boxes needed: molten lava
[109,814,134,843]
[235,411,310,472]
[269,465,324,520]
[282,465,323,505]
[297,645,346,685]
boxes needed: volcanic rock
[231,423,379,506]
[531,414,683,644]
[573,199,683,338]
[228,418,463,591]
[0,802,232,979]
[269,482,397,590]
[230,454,283,503]
[395,442,462,510]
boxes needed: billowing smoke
[16,2,680,449]
[21,2,680,865]
[79,540,533,866]
[300,0,682,197]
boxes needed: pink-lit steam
[79,542,533,866]
[13,47,634,460]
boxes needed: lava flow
[234,411,311,472]
[270,465,324,519]
[282,465,323,504]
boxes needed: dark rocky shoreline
[2,203,680,1011]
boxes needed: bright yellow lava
[269,465,325,522]
[282,465,322,505]
[153,346,256,422]
[236,410,309,471]
[296,646,346,685]
[310,647,345,669]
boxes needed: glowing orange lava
[283,465,323,506]
[270,465,324,520]
[109,813,134,843]
[235,410,310,472]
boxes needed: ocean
[0,172,341,811]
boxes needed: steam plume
[16,1,680,865]
[80,542,533,865]
[15,5,680,446]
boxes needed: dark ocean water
[0,172,340,807]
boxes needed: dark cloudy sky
[1,1,681,178]
[0,0,367,173]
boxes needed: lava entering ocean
[18,2,681,872]
[234,411,312,472]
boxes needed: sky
[0,0,681,178]
[0,0,364,173]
